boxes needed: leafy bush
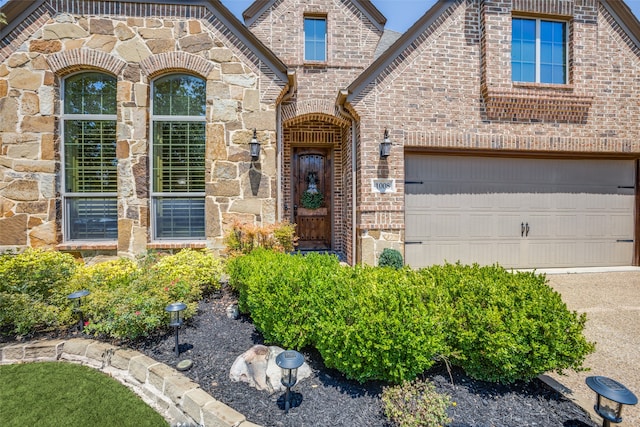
[227,249,341,349]
[0,249,79,335]
[76,250,224,340]
[378,248,403,269]
[382,378,451,427]
[425,263,595,383]
[0,248,224,340]
[228,253,594,385]
[315,267,449,383]
[223,221,297,256]
[229,251,449,383]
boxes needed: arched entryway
[282,115,353,261]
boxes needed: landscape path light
[67,289,90,332]
[586,376,638,427]
[165,302,187,357]
[276,349,304,414]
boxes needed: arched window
[62,72,117,241]
[151,74,206,240]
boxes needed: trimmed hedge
[228,251,594,384]
[427,264,594,383]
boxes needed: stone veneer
[0,1,286,259]
[0,338,261,427]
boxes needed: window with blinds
[151,74,206,240]
[62,72,117,241]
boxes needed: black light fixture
[275,350,304,414]
[67,289,90,332]
[586,376,638,427]
[380,129,392,158]
[250,128,261,160]
[165,302,187,357]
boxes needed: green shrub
[425,263,595,383]
[228,254,594,385]
[0,249,79,335]
[382,378,451,427]
[228,249,341,349]
[75,250,224,340]
[223,221,297,256]
[151,248,224,298]
[378,248,403,269]
[315,267,449,383]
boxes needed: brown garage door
[405,155,635,269]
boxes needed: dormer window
[304,16,326,62]
[512,17,567,84]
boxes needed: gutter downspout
[336,90,357,266]
[277,70,297,222]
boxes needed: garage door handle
[526,222,530,237]
[521,223,525,237]
[405,241,423,245]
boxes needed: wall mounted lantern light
[67,289,90,332]
[380,129,392,158]
[586,376,638,427]
[165,302,187,357]
[276,350,305,414]
[250,128,261,160]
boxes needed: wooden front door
[293,147,332,250]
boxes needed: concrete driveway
[543,271,640,427]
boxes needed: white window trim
[303,16,327,63]
[149,75,206,241]
[60,72,117,242]
[513,16,569,85]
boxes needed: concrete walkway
[544,271,640,427]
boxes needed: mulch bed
[131,285,599,427]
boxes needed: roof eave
[243,0,275,27]
[243,0,386,31]
[346,0,452,103]
[601,0,640,50]
[207,0,288,81]
[0,0,288,83]
[356,0,387,27]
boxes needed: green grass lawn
[0,362,168,427]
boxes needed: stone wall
[0,338,260,427]
[350,0,640,264]
[0,1,285,257]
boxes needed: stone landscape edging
[0,338,261,427]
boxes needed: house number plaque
[372,179,396,193]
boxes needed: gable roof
[345,0,640,103]
[0,0,290,83]
[242,0,387,31]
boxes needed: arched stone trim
[282,99,350,127]
[140,52,215,79]
[47,49,126,76]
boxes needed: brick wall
[249,0,384,262]
[351,0,640,263]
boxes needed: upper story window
[304,16,327,62]
[512,17,567,84]
[62,72,117,241]
[151,74,206,240]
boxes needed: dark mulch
[130,285,599,427]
